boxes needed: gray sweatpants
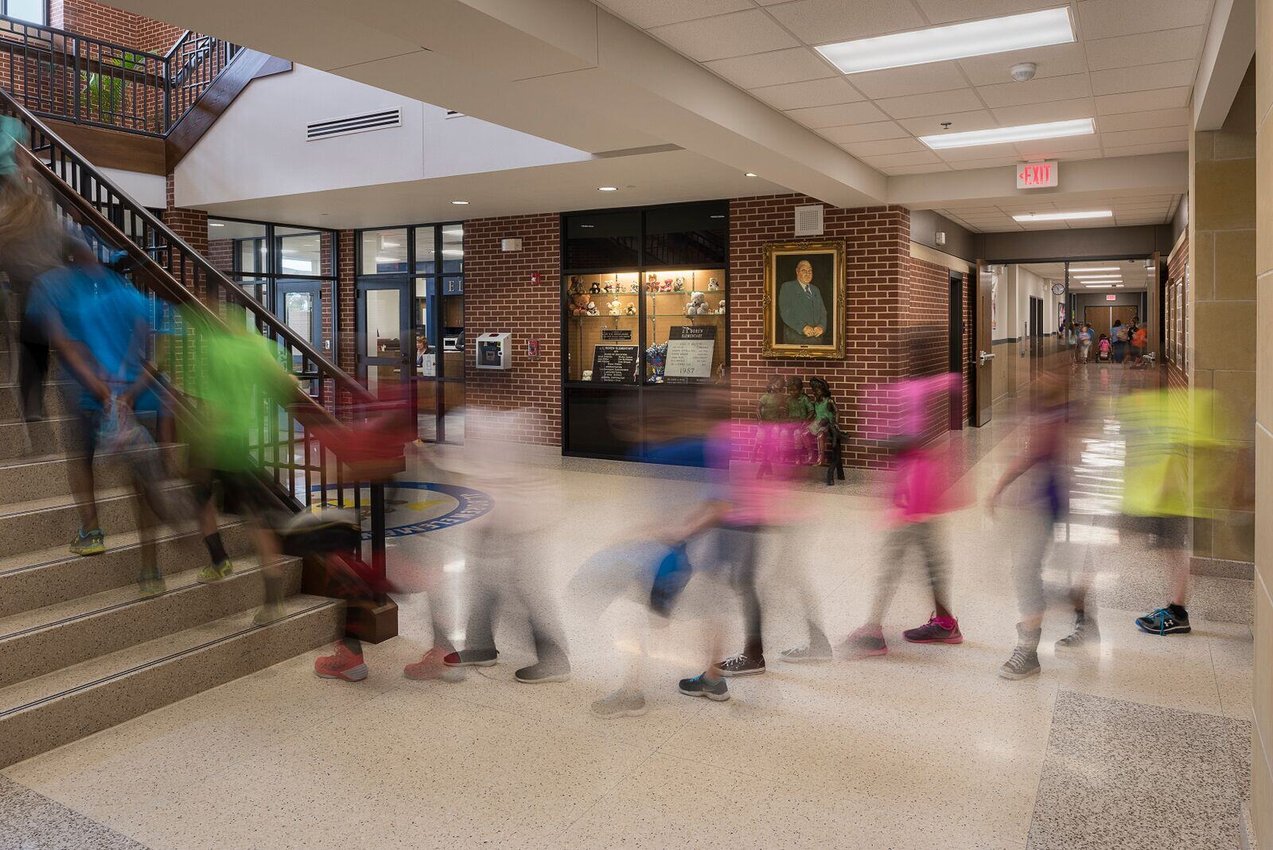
[868,519,951,624]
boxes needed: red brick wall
[729,196,910,469]
[462,213,561,446]
[337,230,356,375]
[50,0,185,52]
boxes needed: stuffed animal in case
[716,299,726,314]
[708,278,720,292]
[586,299,599,316]
[686,292,708,315]
[569,293,592,316]
[625,304,636,316]
[608,298,623,316]
[589,281,601,294]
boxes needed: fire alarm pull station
[527,337,540,359]
[530,272,542,285]
[476,333,511,370]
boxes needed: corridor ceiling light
[745,172,758,178]
[816,7,1074,75]
[1083,284,1114,289]
[921,118,1094,150]
[1012,209,1112,222]
[1070,266,1120,272]
[209,222,225,227]
[598,186,618,192]
[450,200,470,205]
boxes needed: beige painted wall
[1189,66,1258,568]
[1252,2,1273,842]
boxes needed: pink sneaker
[902,614,963,644]
[840,626,888,659]
[314,643,368,682]
[403,647,465,681]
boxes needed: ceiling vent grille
[445,110,465,119]
[793,204,824,237]
[307,108,401,141]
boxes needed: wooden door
[1085,306,1112,339]
[972,261,994,427]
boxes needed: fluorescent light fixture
[744,172,758,178]
[450,200,470,205]
[1070,266,1120,272]
[1072,273,1122,279]
[579,224,595,229]
[921,118,1093,150]
[598,186,618,192]
[1012,209,1112,222]
[1083,284,1114,289]
[209,222,225,227]
[816,7,1074,75]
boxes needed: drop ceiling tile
[876,87,984,118]
[978,73,1093,108]
[946,156,1022,170]
[648,9,799,62]
[764,0,927,44]
[1048,148,1106,162]
[848,62,966,99]
[821,120,910,143]
[878,163,953,175]
[1075,0,1213,40]
[1084,27,1205,72]
[958,42,1089,86]
[750,76,865,109]
[911,0,1059,25]
[1100,125,1190,147]
[704,47,837,88]
[1015,135,1102,157]
[784,100,888,127]
[934,144,1023,162]
[860,149,944,167]
[1095,107,1192,132]
[1101,140,1190,157]
[991,98,1095,125]
[1095,87,1191,114]
[592,0,754,29]
[843,137,927,157]
[1090,59,1198,96]
[897,110,997,136]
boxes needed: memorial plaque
[601,329,632,341]
[664,325,716,380]
[591,345,639,383]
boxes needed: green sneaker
[138,573,167,598]
[196,559,234,584]
[252,603,285,627]
[70,528,105,556]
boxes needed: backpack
[1115,326,1128,342]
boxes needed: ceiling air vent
[306,108,401,141]
[444,110,465,119]
[793,204,824,237]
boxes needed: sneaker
[515,661,571,684]
[137,573,166,598]
[998,645,1041,680]
[713,654,765,677]
[839,626,888,659]
[678,673,730,701]
[591,688,648,718]
[1055,616,1099,652]
[442,648,498,667]
[70,528,105,556]
[403,647,466,682]
[196,559,234,584]
[1135,606,1191,635]
[251,603,285,627]
[902,614,963,644]
[314,643,368,682]
[779,643,833,663]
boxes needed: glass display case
[642,268,726,384]
[564,272,641,383]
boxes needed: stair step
[0,482,197,558]
[0,519,252,619]
[0,556,301,690]
[0,381,75,421]
[0,595,342,768]
[0,417,77,460]
[0,444,186,505]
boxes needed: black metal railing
[0,87,399,575]
[0,14,240,136]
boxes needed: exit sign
[1017,161,1058,189]
[1106,294,1117,301]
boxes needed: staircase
[0,94,398,769]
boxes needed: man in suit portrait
[778,259,828,345]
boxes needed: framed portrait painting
[762,240,846,359]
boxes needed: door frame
[356,276,413,394]
[971,260,994,427]
[948,270,965,430]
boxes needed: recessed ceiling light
[450,200,470,205]
[921,118,1094,150]
[1083,283,1114,289]
[815,7,1074,75]
[710,214,726,219]
[1012,210,1113,222]
[209,222,225,227]
[580,224,595,229]
[1070,266,1120,272]
[598,186,618,192]
[744,172,758,178]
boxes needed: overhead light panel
[1070,266,1120,272]
[744,172,758,178]
[1083,284,1114,289]
[921,118,1094,150]
[816,7,1074,75]
[598,186,618,192]
[1012,210,1112,222]
[209,222,225,227]
[450,200,470,205]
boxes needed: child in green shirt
[808,377,841,466]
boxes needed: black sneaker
[1135,606,1191,635]
[442,648,499,667]
[714,654,765,677]
[514,661,571,683]
[678,673,730,701]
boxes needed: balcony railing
[0,14,240,136]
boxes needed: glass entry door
[357,278,411,398]
[275,280,322,388]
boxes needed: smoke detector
[1010,62,1037,82]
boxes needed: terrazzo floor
[0,362,1255,850]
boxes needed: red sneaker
[404,647,465,681]
[902,614,963,644]
[314,643,368,682]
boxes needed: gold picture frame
[762,240,847,359]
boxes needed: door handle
[978,350,996,365]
